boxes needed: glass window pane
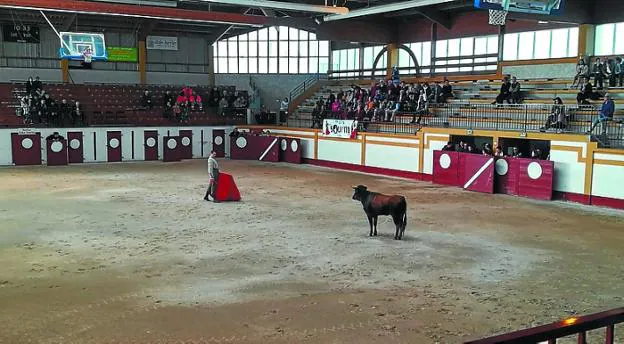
[258,28,268,40]
[474,37,487,55]
[411,43,422,63]
[487,36,499,54]
[309,57,318,73]
[249,41,257,57]
[460,37,474,56]
[448,38,460,57]
[239,57,248,73]
[239,34,248,41]
[299,57,309,73]
[269,27,278,40]
[398,49,411,68]
[216,41,226,56]
[228,39,237,57]
[319,57,329,73]
[289,58,298,73]
[363,47,373,69]
[568,27,579,57]
[289,28,298,40]
[228,57,238,73]
[518,32,534,60]
[299,41,308,57]
[249,57,257,73]
[550,28,568,58]
[269,41,278,57]
[258,41,268,56]
[332,50,340,70]
[299,30,308,40]
[436,40,448,58]
[503,33,518,60]
[309,33,316,40]
[421,42,431,66]
[279,41,288,56]
[614,23,624,55]
[289,41,298,56]
[249,30,257,40]
[217,57,227,73]
[279,58,288,73]
[259,57,268,73]
[238,41,248,57]
[339,50,348,70]
[268,57,278,73]
[309,41,318,56]
[534,30,551,59]
[318,41,329,56]
[595,24,614,56]
[278,26,289,40]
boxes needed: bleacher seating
[0,82,247,128]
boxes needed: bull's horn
[351,185,357,189]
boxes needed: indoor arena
[0,0,623,343]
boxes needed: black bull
[351,185,407,240]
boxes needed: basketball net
[488,9,508,26]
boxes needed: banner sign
[146,36,178,50]
[3,24,40,43]
[322,119,358,139]
[106,47,138,62]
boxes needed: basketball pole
[39,10,73,53]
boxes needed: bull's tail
[401,199,407,235]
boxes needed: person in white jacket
[204,150,219,202]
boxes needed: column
[61,59,69,84]
[386,43,399,79]
[138,40,147,85]
[207,43,215,87]
[578,24,595,59]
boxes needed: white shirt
[208,156,219,178]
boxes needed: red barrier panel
[231,135,279,162]
[459,153,494,194]
[279,137,302,164]
[106,131,122,162]
[215,172,241,202]
[518,158,554,200]
[144,130,158,161]
[432,150,460,186]
[212,129,225,158]
[179,129,193,159]
[11,133,41,166]
[494,157,519,196]
[163,136,181,162]
[46,139,68,166]
[67,131,83,164]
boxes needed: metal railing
[464,307,623,344]
[288,103,624,148]
[288,74,326,104]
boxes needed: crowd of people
[441,141,547,160]
[18,76,83,126]
[309,79,455,128]
[572,56,624,90]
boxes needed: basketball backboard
[474,0,565,15]
[59,32,108,61]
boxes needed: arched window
[213,26,330,74]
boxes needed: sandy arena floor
[0,159,623,344]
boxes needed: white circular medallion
[109,138,120,149]
[214,136,224,146]
[281,139,287,151]
[495,159,509,176]
[181,136,191,146]
[21,138,33,149]
[439,153,451,169]
[146,137,156,148]
[70,138,81,150]
[167,138,177,150]
[290,140,298,152]
[235,136,247,149]
[527,162,543,180]
[50,141,63,153]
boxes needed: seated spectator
[494,146,505,157]
[384,100,400,122]
[229,128,241,138]
[233,96,246,109]
[441,79,454,103]
[163,91,175,118]
[59,99,72,125]
[26,76,35,95]
[218,96,229,116]
[410,90,429,124]
[32,76,42,93]
[591,57,606,90]
[19,96,29,119]
[441,141,455,151]
[607,58,618,88]
[190,92,203,111]
[617,56,624,87]
[466,145,478,154]
[432,81,443,103]
[456,141,466,152]
[182,85,193,99]
[311,97,324,129]
[576,77,595,105]
[530,149,543,160]
[482,143,493,155]
[36,98,48,124]
[493,77,511,104]
[511,147,523,158]
[541,97,567,133]
[587,93,615,135]
[571,58,589,89]
[279,97,289,124]
[141,90,153,109]
[209,88,220,107]
[508,76,522,104]
[46,131,65,141]
[73,101,83,126]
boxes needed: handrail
[288,73,326,104]
[464,307,623,344]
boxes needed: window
[213,26,330,74]
[595,22,624,56]
[431,35,498,73]
[503,27,579,61]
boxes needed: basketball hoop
[488,9,508,26]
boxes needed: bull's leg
[373,216,378,236]
[393,214,401,240]
[367,215,373,237]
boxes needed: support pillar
[61,59,69,83]
[138,40,147,85]
[578,24,595,60]
[386,43,399,79]
[208,44,215,87]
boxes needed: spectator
[218,96,229,117]
[73,101,83,126]
[26,76,35,95]
[456,141,466,153]
[493,77,511,104]
[233,96,246,109]
[410,90,429,124]
[141,90,153,109]
[617,56,624,87]
[279,97,289,124]
[482,143,493,155]
[541,97,567,133]
[81,47,93,69]
[311,97,324,129]
[441,79,454,103]
[441,141,455,151]
[183,85,193,99]
[571,58,589,88]
[508,76,522,104]
[46,131,65,141]
[576,77,594,105]
[190,91,203,111]
[209,88,220,107]
[607,58,618,88]
[19,96,29,120]
[587,93,615,135]
[59,99,72,126]
[32,76,42,93]
[163,91,174,118]
[432,81,443,104]
[530,149,541,159]
[511,147,523,158]
[36,98,47,124]
[229,128,241,138]
[494,146,505,157]
[591,57,606,90]
[385,100,400,122]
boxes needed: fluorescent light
[538,20,549,24]
[324,0,453,22]
[182,0,349,14]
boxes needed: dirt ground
[0,159,623,344]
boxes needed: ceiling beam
[412,9,451,29]
[180,0,348,15]
[210,7,253,44]
[324,0,455,22]
[60,13,76,31]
